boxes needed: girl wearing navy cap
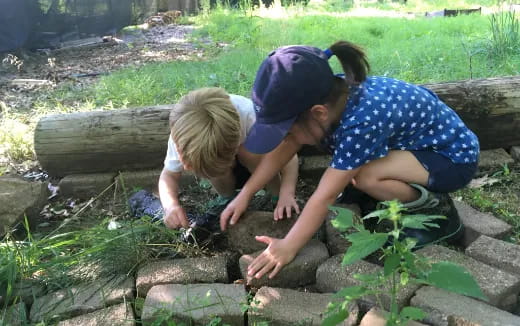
[220,40,479,280]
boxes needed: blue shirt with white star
[326,76,480,170]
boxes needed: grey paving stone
[0,302,27,326]
[478,148,514,170]
[141,283,245,326]
[116,170,196,193]
[56,302,135,326]
[136,257,229,297]
[249,286,358,326]
[239,239,329,288]
[30,275,134,322]
[417,245,520,309]
[359,307,427,326]
[454,200,512,247]
[466,235,520,278]
[59,173,116,199]
[510,146,520,162]
[227,211,297,254]
[315,255,420,310]
[300,155,332,179]
[0,279,45,306]
[325,204,361,256]
[411,286,520,326]
[0,176,48,237]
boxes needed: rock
[417,245,520,309]
[359,307,427,326]
[136,257,229,297]
[239,239,329,288]
[116,169,196,193]
[411,286,520,326]
[30,275,134,322]
[465,235,520,278]
[249,286,358,326]
[325,204,361,256]
[141,283,245,326]
[300,155,331,179]
[59,173,116,199]
[227,211,297,254]
[510,146,520,162]
[0,176,48,236]
[315,255,419,310]
[56,302,135,326]
[0,279,45,306]
[454,200,512,247]
[0,302,27,326]
[478,148,514,170]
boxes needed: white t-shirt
[164,94,256,172]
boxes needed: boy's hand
[247,236,296,280]
[274,193,300,221]
[220,192,250,231]
[163,204,189,229]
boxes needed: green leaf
[400,306,426,321]
[322,308,349,326]
[333,285,369,300]
[329,206,354,231]
[384,253,401,276]
[425,261,487,301]
[400,271,409,286]
[401,214,445,230]
[342,231,388,265]
[362,208,389,221]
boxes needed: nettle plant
[323,200,486,326]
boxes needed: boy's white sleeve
[164,137,183,172]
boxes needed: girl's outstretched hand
[220,192,250,231]
[273,193,300,221]
[247,236,297,280]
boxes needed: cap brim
[244,116,297,154]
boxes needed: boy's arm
[220,136,301,230]
[274,154,300,220]
[158,168,189,229]
[247,167,358,279]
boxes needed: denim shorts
[411,151,478,193]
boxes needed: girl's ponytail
[329,41,370,84]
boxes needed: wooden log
[34,76,520,176]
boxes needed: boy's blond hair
[169,87,240,178]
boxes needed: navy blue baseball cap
[244,45,335,154]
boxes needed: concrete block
[300,155,331,179]
[315,255,420,310]
[56,302,135,326]
[359,307,427,326]
[478,148,514,170]
[59,173,116,199]
[141,283,245,326]
[30,275,134,322]
[136,256,229,297]
[417,245,520,309]
[510,146,520,162]
[240,239,329,288]
[465,235,520,278]
[117,169,196,193]
[454,200,512,247]
[411,286,520,326]
[249,287,359,326]
[227,211,297,254]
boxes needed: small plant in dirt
[322,200,486,326]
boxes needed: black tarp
[0,0,144,52]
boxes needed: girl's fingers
[269,262,283,279]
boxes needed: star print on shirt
[325,76,480,171]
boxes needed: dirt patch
[0,24,203,114]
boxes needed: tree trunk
[34,76,520,176]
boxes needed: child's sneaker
[401,184,463,249]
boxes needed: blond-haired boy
[158,87,300,229]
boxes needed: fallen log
[35,76,520,176]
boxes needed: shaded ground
[0,24,202,114]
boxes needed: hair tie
[323,48,333,59]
